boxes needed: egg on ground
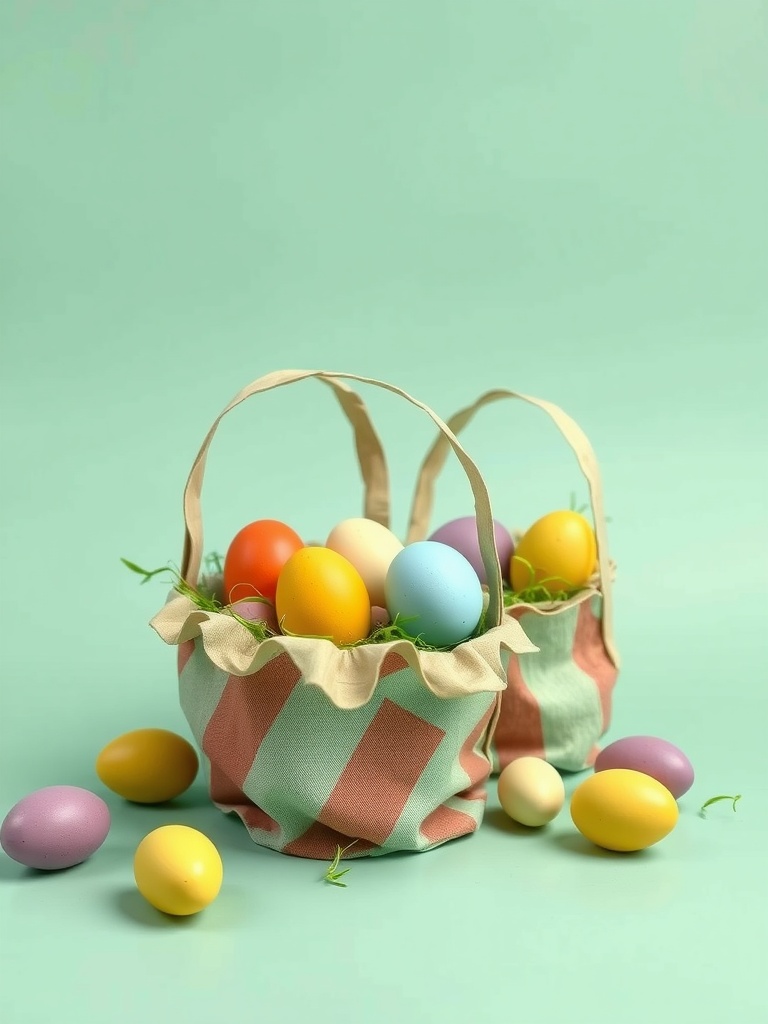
[570,768,679,852]
[134,824,223,916]
[96,728,199,804]
[0,785,110,870]
[497,757,565,827]
[595,735,694,799]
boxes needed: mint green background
[1,2,767,1022]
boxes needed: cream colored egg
[325,518,403,608]
[497,756,565,827]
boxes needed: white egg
[497,757,565,827]
[326,518,403,608]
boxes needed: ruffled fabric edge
[150,595,540,709]
[501,560,615,618]
[504,582,603,618]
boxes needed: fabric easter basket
[407,389,620,774]
[149,370,537,859]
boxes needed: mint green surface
[1,2,767,1022]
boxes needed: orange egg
[511,510,597,593]
[223,519,303,604]
[275,547,371,645]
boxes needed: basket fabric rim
[151,593,538,709]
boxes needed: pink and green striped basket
[150,370,619,860]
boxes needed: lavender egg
[370,606,391,631]
[595,736,695,799]
[428,516,514,584]
[230,598,280,633]
[0,785,111,870]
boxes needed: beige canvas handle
[181,373,389,585]
[180,370,506,628]
[406,389,618,666]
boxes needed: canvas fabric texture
[406,388,620,775]
[150,370,537,860]
[498,596,618,772]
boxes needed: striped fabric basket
[407,389,620,774]
[150,370,537,860]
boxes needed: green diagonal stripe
[516,605,603,770]
[371,670,494,854]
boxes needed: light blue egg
[385,541,485,648]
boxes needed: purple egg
[230,598,280,633]
[0,785,111,870]
[428,516,515,584]
[370,606,391,631]
[595,736,695,799]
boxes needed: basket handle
[406,389,618,666]
[180,370,506,628]
[181,373,389,585]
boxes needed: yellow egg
[497,756,565,827]
[511,510,597,593]
[275,546,371,645]
[570,768,679,852]
[96,728,199,804]
[134,825,223,916]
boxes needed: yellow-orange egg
[511,510,596,593]
[570,768,679,852]
[96,728,199,804]
[275,547,371,645]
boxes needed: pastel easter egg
[370,606,391,631]
[511,510,596,594]
[570,769,679,852]
[428,516,514,584]
[96,728,199,804]
[230,597,280,634]
[275,547,371,645]
[0,786,110,870]
[497,757,565,827]
[385,541,484,648]
[326,518,403,608]
[595,736,694,799]
[134,825,223,916]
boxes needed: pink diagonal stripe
[283,822,376,860]
[209,762,280,834]
[585,744,600,767]
[420,804,479,844]
[494,655,546,769]
[317,698,445,846]
[378,651,408,678]
[202,652,301,790]
[420,703,494,844]
[456,701,496,801]
[571,601,617,730]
